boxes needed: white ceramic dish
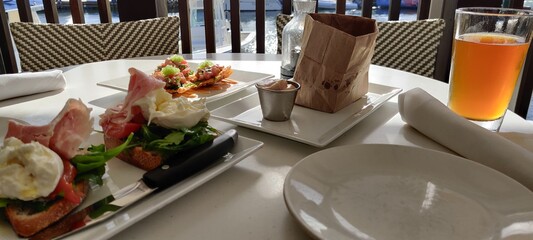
[96,60,274,102]
[211,83,401,147]
[1,132,263,240]
[284,144,533,240]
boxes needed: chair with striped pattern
[9,16,180,72]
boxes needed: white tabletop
[1,53,532,240]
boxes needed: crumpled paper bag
[293,13,378,113]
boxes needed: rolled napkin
[398,88,533,191]
[0,70,66,101]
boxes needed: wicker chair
[9,16,180,72]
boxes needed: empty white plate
[284,144,533,240]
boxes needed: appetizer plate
[96,60,274,102]
[284,144,533,240]
[0,132,264,240]
[211,83,401,147]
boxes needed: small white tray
[211,83,402,147]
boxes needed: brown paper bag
[293,14,378,113]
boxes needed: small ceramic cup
[255,79,301,121]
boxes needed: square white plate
[96,61,274,102]
[211,83,402,147]
[0,132,263,240]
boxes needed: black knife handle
[142,129,238,189]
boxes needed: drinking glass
[448,7,533,132]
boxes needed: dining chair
[1,0,117,73]
[276,14,445,79]
[9,16,180,72]
[373,19,445,78]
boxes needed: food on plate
[152,55,234,96]
[100,67,219,171]
[0,99,131,238]
[152,54,194,94]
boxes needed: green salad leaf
[131,121,218,158]
[87,195,121,219]
[0,198,9,208]
[0,197,60,213]
[72,133,134,185]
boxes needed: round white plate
[284,144,533,240]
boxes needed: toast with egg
[100,68,219,171]
[1,99,131,238]
[4,181,89,238]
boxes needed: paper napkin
[0,70,66,101]
[398,87,533,191]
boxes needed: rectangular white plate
[96,61,274,102]
[211,83,402,147]
[0,132,263,240]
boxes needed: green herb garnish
[131,122,218,158]
[72,133,134,185]
[161,65,180,76]
[169,54,185,64]
[198,60,213,69]
[0,198,9,208]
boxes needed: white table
[1,53,532,240]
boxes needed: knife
[30,129,238,240]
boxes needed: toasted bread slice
[5,181,89,238]
[104,135,163,171]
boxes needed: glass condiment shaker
[280,0,316,79]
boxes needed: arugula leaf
[0,198,9,208]
[75,166,106,186]
[0,198,60,213]
[131,122,218,157]
[72,133,134,184]
[87,195,121,219]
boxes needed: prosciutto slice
[5,99,93,160]
[99,68,165,139]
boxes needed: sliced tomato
[103,122,142,139]
[49,161,81,204]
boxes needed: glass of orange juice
[448,7,533,132]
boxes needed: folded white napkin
[0,70,66,101]
[398,88,533,191]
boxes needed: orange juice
[448,33,529,121]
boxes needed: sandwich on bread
[0,99,131,238]
[100,67,219,171]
